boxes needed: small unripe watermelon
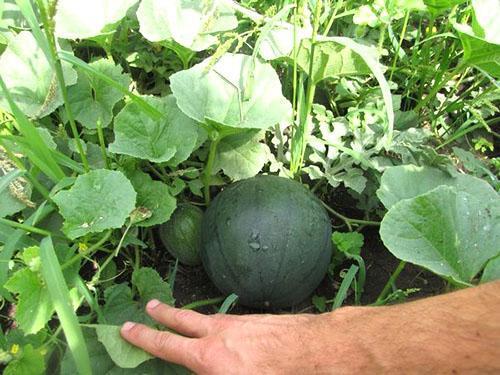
[159,203,204,266]
[201,175,332,308]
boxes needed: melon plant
[201,175,332,308]
[159,203,204,266]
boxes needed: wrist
[314,306,386,373]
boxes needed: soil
[159,225,445,315]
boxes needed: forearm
[322,281,500,373]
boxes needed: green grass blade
[14,0,52,63]
[58,51,163,120]
[0,77,66,182]
[332,264,359,310]
[39,237,92,375]
[218,294,239,313]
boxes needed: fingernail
[122,322,135,331]
[147,299,161,310]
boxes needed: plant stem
[203,137,221,205]
[0,218,52,236]
[96,119,110,169]
[61,230,113,271]
[322,0,344,36]
[375,260,406,304]
[35,0,89,172]
[182,297,225,310]
[321,202,381,231]
[414,64,465,114]
[388,11,410,82]
[290,0,322,174]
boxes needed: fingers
[121,321,200,368]
[146,300,216,337]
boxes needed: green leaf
[471,0,500,44]
[137,0,238,51]
[294,39,371,83]
[127,170,176,227]
[214,130,270,181]
[53,170,136,239]
[0,169,31,218]
[95,325,152,369]
[0,31,77,118]
[102,267,174,325]
[109,95,199,164]
[66,58,130,129]
[377,165,498,209]
[332,231,364,257]
[455,24,500,78]
[315,37,394,146]
[4,268,53,334]
[259,22,307,60]
[39,237,91,375]
[423,0,466,13]
[58,51,163,120]
[294,39,372,83]
[54,0,138,39]
[380,185,500,284]
[61,328,189,374]
[0,1,28,45]
[170,53,292,130]
[481,256,500,283]
[3,344,45,375]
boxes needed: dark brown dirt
[161,226,445,315]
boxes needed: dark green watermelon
[201,175,332,308]
[159,203,204,266]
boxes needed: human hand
[120,300,359,374]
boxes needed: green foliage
[53,169,137,239]
[66,58,130,129]
[137,0,238,51]
[0,31,77,118]
[170,53,292,130]
[332,231,364,257]
[95,325,153,368]
[101,267,174,325]
[481,256,500,283]
[54,0,138,39]
[126,170,177,227]
[377,165,497,209]
[109,95,199,164]
[3,344,45,375]
[294,39,371,83]
[381,185,499,284]
[214,130,270,181]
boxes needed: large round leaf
[66,58,130,129]
[53,170,136,239]
[137,0,237,51]
[380,185,500,284]
[377,165,498,209]
[55,0,138,39]
[170,53,292,130]
[0,31,77,118]
[109,95,199,164]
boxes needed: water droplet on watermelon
[248,241,261,250]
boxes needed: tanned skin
[121,280,500,374]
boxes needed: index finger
[121,322,201,369]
